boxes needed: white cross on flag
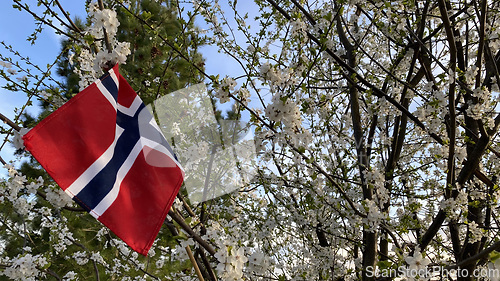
[23,64,184,255]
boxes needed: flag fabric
[23,64,184,256]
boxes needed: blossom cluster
[439,189,468,221]
[215,76,237,104]
[362,199,386,232]
[264,93,302,129]
[0,61,18,76]
[5,0,500,280]
[0,254,48,281]
[74,1,131,90]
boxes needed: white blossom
[11,128,30,150]
[405,250,431,272]
[45,186,73,208]
[468,221,484,243]
[63,271,78,281]
[2,254,48,280]
[216,77,237,104]
[72,251,89,266]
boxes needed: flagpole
[170,207,207,281]
[185,245,205,281]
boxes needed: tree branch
[167,210,216,256]
[0,112,21,132]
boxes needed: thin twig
[54,0,82,33]
[0,112,20,132]
[12,0,80,42]
[97,0,112,53]
[38,0,80,36]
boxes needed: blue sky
[0,0,86,168]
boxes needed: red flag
[23,65,184,255]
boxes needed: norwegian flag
[23,65,184,255]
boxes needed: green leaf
[377,260,393,270]
[142,11,152,21]
[490,251,500,262]
[83,34,94,45]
